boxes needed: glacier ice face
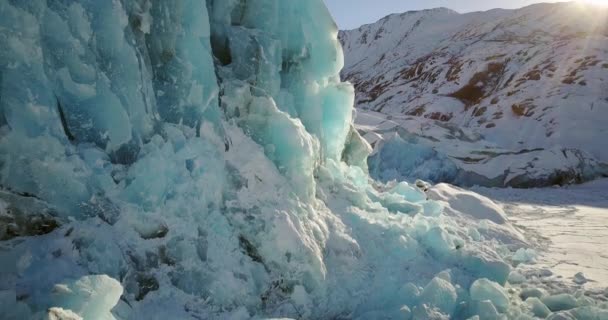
[368,133,459,184]
[0,0,601,319]
[359,110,608,188]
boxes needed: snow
[47,308,83,320]
[428,184,508,225]
[474,179,608,291]
[341,3,608,187]
[0,0,606,319]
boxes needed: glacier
[357,110,608,188]
[0,0,607,319]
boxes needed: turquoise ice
[0,0,605,319]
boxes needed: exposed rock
[0,190,59,240]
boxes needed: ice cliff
[0,1,606,319]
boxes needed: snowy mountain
[1,1,607,319]
[339,2,608,187]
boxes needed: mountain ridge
[339,1,608,187]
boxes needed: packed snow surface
[474,179,608,291]
[0,0,606,319]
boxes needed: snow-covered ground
[341,2,608,187]
[474,179,608,292]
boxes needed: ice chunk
[390,182,428,203]
[542,293,579,312]
[342,125,372,171]
[568,307,608,319]
[399,282,421,306]
[412,304,450,320]
[368,134,459,184]
[417,277,458,315]
[147,0,219,127]
[573,272,588,285]
[507,271,526,284]
[520,288,547,300]
[526,297,551,318]
[512,248,538,264]
[423,227,456,256]
[546,311,577,320]
[221,83,320,198]
[470,279,510,313]
[400,305,412,319]
[436,270,453,283]
[470,299,502,320]
[50,275,123,320]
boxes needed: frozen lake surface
[475,179,608,291]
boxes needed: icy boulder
[542,293,579,312]
[526,297,551,318]
[470,278,510,313]
[49,275,123,320]
[417,276,458,315]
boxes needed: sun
[579,0,608,6]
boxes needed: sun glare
[580,0,608,6]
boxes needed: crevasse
[0,1,588,319]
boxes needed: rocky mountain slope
[339,2,608,187]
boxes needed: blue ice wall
[369,134,459,184]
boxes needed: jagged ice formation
[1,1,608,319]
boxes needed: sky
[325,0,569,29]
